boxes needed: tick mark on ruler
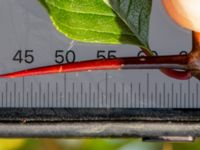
[68,92,70,107]
[5,82,8,106]
[22,77,25,105]
[76,92,79,107]
[147,73,149,101]
[176,93,178,108]
[196,83,199,107]
[184,93,186,108]
[47,82,50,106]
[130,82,133,104]
[1,92,3,107]
[80,82,83,107]
[43,93,46,108]
[72,82,75,106]
[10,92,12,107]
[31,82,33,107]
[56,82,58,107]
[14,81,16,107]
[105,73,108,104]
[26,92,29,107]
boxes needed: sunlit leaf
[39,0,152,50]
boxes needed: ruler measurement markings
[89,82,91,108]
[93,92,95,108]
[1,92,3,107]
[40,92,45,108]
[22,78,25,107]
[64,73,67,103]
[192,93,195,108]
[150,92,153,108]
[197,83,199,108]
[147,73,149,103]
[47,82,50,107]
[85,92,87,108]
[138,82,141,108]
[126,92,128,108]
[9,89,11,108]
[184,92,186,108]
[43,93,46,108]
[130,83,133,107]
[67,92,70,107]
[30,82,33,108]
[18,92,21,108]
[122,83,125,108]
[60,92,62,107]
[5,82,8,107]
[35,91,38,108]
[59,91,62,108]
[167,93,170,108]
[105,73,108,107]
[177,92,179,108]
[114,83,116,108]
[26,91,28,107]
[76,92,79,107]
[70,91,72,107]
[56,82,58,107]
[175,93,178,108]
[101,91,104,108]
[128,92,131,108]
[97,82,100,107]
[188,79,191,108]
[159,93,161,108]
[118,92,120,108]
[163,83,166,108]
[51,91,54,108]
[155,83,157,108]
[171,83,174,108]
[180,83,182,108]
[109,92,112,108]
[142,93,145,108]
[72,82,75,107]
[80,82,83,107]
[0,72,199,108]
[134,92,137,108]
[14,81,16,107]
[39,82,42,107]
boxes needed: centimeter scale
[0,0,200,140]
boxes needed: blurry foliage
[0,138,200,150]
[173,139,200,150]
[0,139,25,150]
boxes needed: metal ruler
[0,0,200,139]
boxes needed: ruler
[0,72,198,108]
[0,0,200,138]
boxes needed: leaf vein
[47,1,116,17]
[52,16,133,36]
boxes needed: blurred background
[0,139,200,150]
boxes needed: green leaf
[39,0,152,50]
[103,0,152,49]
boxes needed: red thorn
[0,59,123,78]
